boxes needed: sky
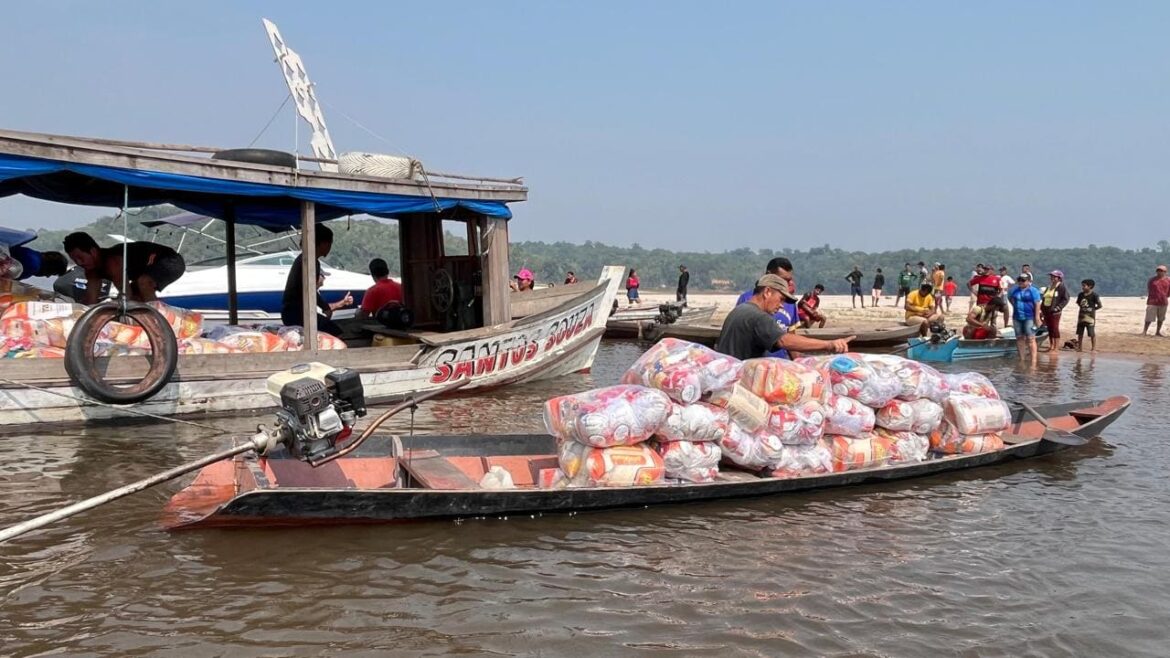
[1,1,1167,252]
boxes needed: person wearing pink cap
[512,267,535,292]
[1145,265,1170,336]
[1039,270,1069,351]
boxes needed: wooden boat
[907,329,1048,362]
[603,303,718,339]
[162,395,1129,528]
[643,323,919,352]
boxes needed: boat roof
[0,128,527,227]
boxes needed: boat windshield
[191,253,335,268]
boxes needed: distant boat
[906,327,1048,362]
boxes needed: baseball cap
[1157,265,1167,272]
[1019,272,1032,281]
[758,273,798,301]
[515,268,534,281]
[1048,270,1064,278]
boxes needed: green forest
[25,207,1170,296]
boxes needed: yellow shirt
[932,270,945,290]
[905,290,934,320]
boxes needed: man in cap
[716,273,852,360]
[735,257,800,357]
[1145,265,1170,336]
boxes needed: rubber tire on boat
[211,148,298,168]
[64,302,178,405]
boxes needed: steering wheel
[431,268,455,313]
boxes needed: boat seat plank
[1070,403,1112,421]
[400,452,481,490]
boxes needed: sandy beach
[628,290,1170,358]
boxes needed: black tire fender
[64,302,179,405]
[212,148,298,168]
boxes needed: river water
[1,341,1167,656]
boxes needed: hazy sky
[1,1,1167,251]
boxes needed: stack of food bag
[543,385,669,487]
[930,373,1010,454]
[650,401,727,482]
[620,337,741,404]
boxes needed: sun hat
[757,273,798,301]
[1048,270,1064,278]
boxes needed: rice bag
[876,398,944,434]
[654,440,721,483]
[943,372,1000,399]
[862,354,949,402]
[825,433,895,472]
[213,330,287,353]
[875,428,930,463]
[766,399,827,446]
[655,402,730,443]
[705,383,770,432]
[147,301,203,339]
[944,394,1012,435]
[557,441,666,487]
[797,353,900,407]
[930,421,1006,454]
[770,440,834,479]
[0,301,84,322]
[824,393,876,437]
[717,422,786,469]
[621,337,741,404]
[177,338,243,355]
[543,385,672,447]
[738,358,829,405]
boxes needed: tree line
[25,208,1169,296]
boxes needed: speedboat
[159,250,373,322]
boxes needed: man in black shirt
[676,265,690,306]
[715,274,852,360]
[845,265,865,308]
[281,225,345,336]
[63,232,185,304]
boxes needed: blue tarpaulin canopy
[0,153,513,226]
[0,226,36,247]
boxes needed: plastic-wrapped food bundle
[537,467,571,490]
[824,393,876,437]
[943,372,1000,399]
[146,301,203,339]
[99,322,153,350]
[826,433,895,472]
[930,421,1005,454]
[544,385,672,448]
[655,402,730,443]
[705,383,770,432]
[739,358,829,406]
[317,333,348,350]
[767,399,827,446]
[557,440,666,487]
[770,440,834,478]
[213,330,287,353]
[1,318,62,348]
[797,354,900,407]
[875,428,930,463]
[9,346,65,359]
[862,354,949,402]
[177,338,243,355]
[94,341,152,358]
[718,422,786,469]
[621,337,741,404]
[875,398,944,434]
[944,395,1012,435]
[654,440,721,483]
[0,301,83,322]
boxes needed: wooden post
[300,201,318,353]
[224,206,239,326]
[480,216,510,325]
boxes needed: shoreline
[627,291,1170,359]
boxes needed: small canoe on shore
[641,323,919,352]
[907,329,1049,363]
[162,395,1129,529]
[603,304,718,339]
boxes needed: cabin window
[442,220,470,257]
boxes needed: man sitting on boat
[963,296,1007,340]
[281,224,347,337]
[355,258,403,320]
[716,274,851,360]
[63,232,185,303]
[904,282,943,337]
[798,284,827,329]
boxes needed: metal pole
[300,201,318,352]
[0,441,259,544]
[225,206,239,326]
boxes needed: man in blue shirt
[1008,273,1043,364]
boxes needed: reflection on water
[1,341,1167,656]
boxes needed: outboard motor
[655,302,684,325]
[258,363,368,462]
[928,322,951,345]
[375,302,414,330]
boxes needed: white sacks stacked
[543,384,671,487]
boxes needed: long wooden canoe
[162,395,1129,529]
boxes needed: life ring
[64,302,179,405]
[212,148,298,169]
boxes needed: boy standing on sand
[1075,279,1102,352]
[943,276,957,312]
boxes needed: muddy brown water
[1,342,1167,656]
